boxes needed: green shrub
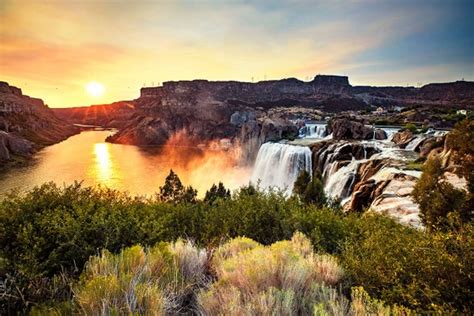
[75,240,208,315]
[412,158,466,230]
[403,123,418,133]
[341,214,474,313]
[1,182,472,313]
[293,170,327,207]
[199,232,344,315]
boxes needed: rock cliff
[0,82,78,165]
[51,75,473,163]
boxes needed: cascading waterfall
[381,127,400,142]
[405,136,426,151]
[324,159,361,200]
[251,126,447,206]
[299,123,327,139]
[251,142,312,195]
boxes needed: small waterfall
[381,127,400,141]
[405,136,426,151]
[324,159,361,200]
[251,142,312,195]
[299,123,327,139]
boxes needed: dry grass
[75,241,208,315]
[199,232,344,315]
[74,234,411,315]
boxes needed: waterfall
[405,136,426,151]
[299,123,327,139]
[324,159,361,200]
[251,142,312,195]
[381,127,400,141]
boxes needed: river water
[0,130,251,197]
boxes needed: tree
[204,182,230,204]
[293,170,327,207]
[159,170,197,204]
[446,118,474,224]
[412,158,466,230]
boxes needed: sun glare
[85,81,105,97]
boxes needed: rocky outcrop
[329,118,373,140]
[392,130,414,148]
[0,131,34,161]
[48,74,473,164]
[53,101,136,128]
[0,82,77,166]
[370,173,421,228]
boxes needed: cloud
[0,0,471,107]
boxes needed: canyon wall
[52,75,473,163]
[0,82,78,165]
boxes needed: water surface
[0,131,251,197]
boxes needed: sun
[85,81,105,97]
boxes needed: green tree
[204,182,230,204]
[293,170,327,207]
[412,158,466,230]
[446,118,474,224]
[159,170,197,204]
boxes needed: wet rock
[369,173,421,228]
[419,136,444,159]
[392,130,414,148]
[350,179,377,212]
[373,128,387,140]
[330,118,373,140]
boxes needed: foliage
[204,182,230,204]
[412,158,467,230]
[293,170,327,207]
[403,123,418,133]
[75,240,208,315]
[341,214,474,313]
[158,169,197,204]
[444,118,474,227]
[0,182,472,313]
[199,232,344,315]
[405,160,423,171]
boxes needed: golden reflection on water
[93,143,114,184]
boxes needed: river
[0,130,251,197]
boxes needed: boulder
[0,134,10,161]
[330,118,373,140]
[0,131,34,161]
[392,130,414,148]
[419,136,444,159]
[373,128,387,140]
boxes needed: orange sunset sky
[1,0,472,108]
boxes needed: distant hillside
[51,75,473,152]
[0,82,78,165]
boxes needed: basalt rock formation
[0,82,77,165]
[51,75,473,163]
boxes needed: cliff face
[0,82,78,165]
[51,75,473,162]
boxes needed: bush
[1,182,472,313]
[293,170,327,207]
[412,158,466,230]
[403,123,418,133]
[75,240,208,315]
[341,214,474,313]
[199,232,344,315]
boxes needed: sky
[1,0,473,108]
